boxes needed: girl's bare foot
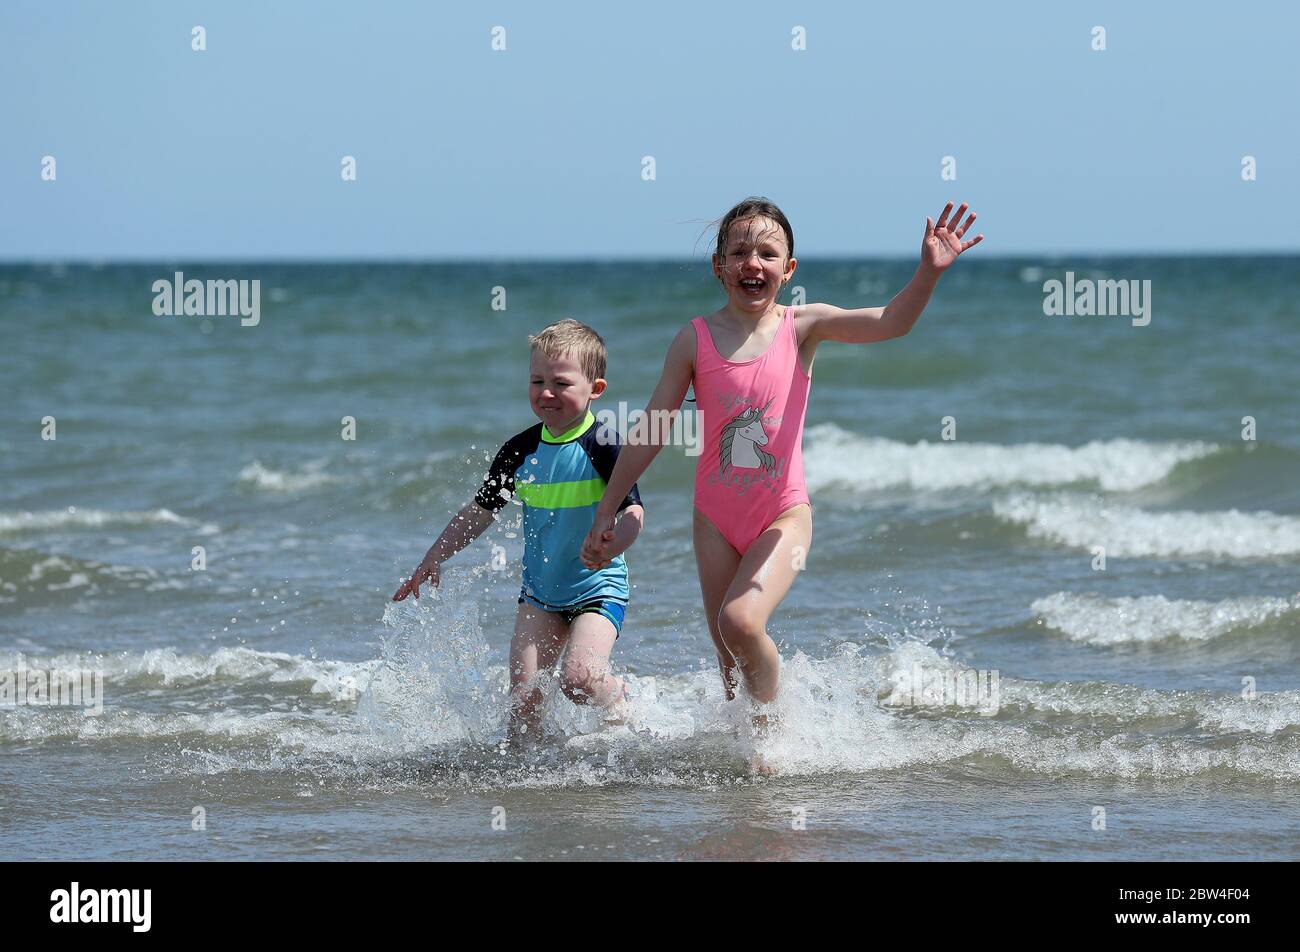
[746,709,780,775]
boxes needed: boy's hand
[392,557,441,601]
[920,201,983,275]
[580,512,618,570]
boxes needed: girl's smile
[714,215,797,316]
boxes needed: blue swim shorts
[517,590,627,637]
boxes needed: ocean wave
[992,492,1300,558]
[0,646,377,702]
[997,671,1300,737]
[7,635,1298,783]
[0,547,186,605]
[0,707,350,745]
[804,424,1217,494]
[1032,591,1300,645]
[238,460,340,493]
[0,507,210,534]
[374,447,502,511]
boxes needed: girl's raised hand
[921,201,983,273]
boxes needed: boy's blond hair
[529,319,607,383]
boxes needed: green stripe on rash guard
[541,410,595,444]
[515,477,606,509]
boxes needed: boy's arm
[394,432,527,601]
[803,201,983,345]
[593,503,643,566]
[423,501,497,564]
[393,501,497,600]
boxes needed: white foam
[993,492,1300,558]
[8,564,1299,783]
[24,555,81,582]
[0,646,377,701]
[803,424,1215,494]
[0,508,192,534]
[5,639,1300,781]
[739,643,1300,779]
[0,707,341,744]
[1032,591,1300,644]
[19,553,159,585]
[238,460,339,493]
[1002,675,1300,737]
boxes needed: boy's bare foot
[603,694,628,726]
[747,751,779,776]
[603,674,656,728]
[504,720,546,752]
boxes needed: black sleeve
[581,429,643,513]
[473,425,541,512]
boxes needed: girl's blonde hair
[529,318,607,382]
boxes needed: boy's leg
[559,611,622,708]
[693,507,744,700]
[717,504,812,705]
[508,599,569,743]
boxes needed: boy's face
[529,348,606,432]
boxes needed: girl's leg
[508,600,569,743]
[558,611,623,708]
[717,504,812,705]
[693,507,744,700]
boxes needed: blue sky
[2,0,1295,259]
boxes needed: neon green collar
[541,409,595,443]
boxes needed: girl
[581,196,982,710]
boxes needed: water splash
[357,567,502,751]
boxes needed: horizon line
[2,248,1298,266]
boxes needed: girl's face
[713,215,796,313]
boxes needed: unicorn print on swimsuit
[720,399,776,476]
[712,398,789,495]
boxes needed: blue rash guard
[473,410,642,610]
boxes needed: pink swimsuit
[691,304,812,555]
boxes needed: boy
[392,319,644,743]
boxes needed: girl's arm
[800,268,940,344]
[802,201,983,345]
[581,327,693,564]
